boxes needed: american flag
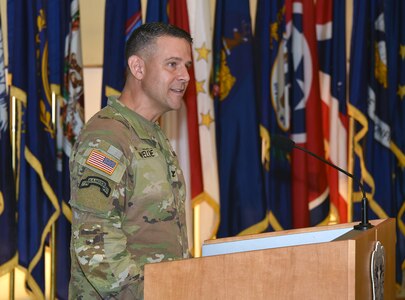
[86,150,117,175]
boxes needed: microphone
[271,134,373,230]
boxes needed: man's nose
[178,65,190,82]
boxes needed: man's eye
[168,62,177,67]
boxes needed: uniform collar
[107,95,161,141]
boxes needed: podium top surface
[202,219,391,257]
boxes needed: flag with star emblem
[316,0,348,224]
[212,0,267,237]
[254,0,292,231]
[0,11,17,276]
[288,0,329,228]
[168,0,203,220]
[145,0,202,254]
[168,0,204,255]
[8,0,59,296]
[101,0,142,107]
[187,0,220,253]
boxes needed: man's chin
[169,99,183,111]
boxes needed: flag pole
[10,95,16,300]
[346,0,354,223]
[50,223,56,300]
[193,204,201,257]
[9,270,14,300]
[50,91,57,300]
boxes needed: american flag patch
[86,149,118,175]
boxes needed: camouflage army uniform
[69,96,189,299]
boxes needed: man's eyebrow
[164,57,193,66]
[164,56,182,62]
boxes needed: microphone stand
[293,144,373,231]
[353,195,373,230]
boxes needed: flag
[350,0,405,290]
[168,0,203,216]
[145,0,169,23]
[394,0,405,289]
[316,0,349,223]
[144,0,202,254]
[349,0,404,287]
[48,1,70,298]
[50,0,85,298]
[169,0,204,253]
[212,0,266,237]
[254,0,292,231]
[349,0,394,226]
[101,0,142,107]
[6,0,14,78]
[288,0,329,228]
[9,0,60,297]
[187,0,220,253]
[384,0,405,289]
[0,11,17,276]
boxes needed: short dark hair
[125,22,193,61]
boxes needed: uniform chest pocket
[133,147,173,197]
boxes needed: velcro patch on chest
[86,149,118,175]
[138,148,158,159]
[79,176,111,197]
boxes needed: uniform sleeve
[70,138,143,298]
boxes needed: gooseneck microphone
[271,134,373,231]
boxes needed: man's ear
[127,55,144,80]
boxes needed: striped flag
[168,0,203,214]
[187,0,220,251]
[86,150,118,175]
[146,0,195,250]
[288,0,329,228]
[168,0,204,254]
[316,0,348,223]
[145,0,203,254]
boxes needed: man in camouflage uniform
[69,23,192,299]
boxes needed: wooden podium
[144,218,395,299]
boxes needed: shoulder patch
[86,149,118,175]
[79,176,111,197]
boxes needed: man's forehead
[155,35,191,45]
[153,36,191,57]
